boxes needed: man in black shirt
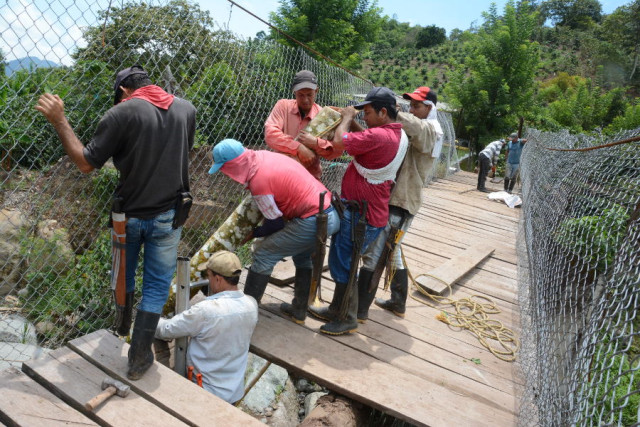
[35,65,196,380]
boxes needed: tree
[600,0,640,82]
[540,0,602,29]
[415,25,446,49]
[445,1,540,143]
[269,0,384,69]
[74,0,236,87]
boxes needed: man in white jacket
[155,251,258,404]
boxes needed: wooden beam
[414,245,495,295]
[0,366,98,426]
[21,346,188,426]
[68,330,263,426]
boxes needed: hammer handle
[85,385,116,411]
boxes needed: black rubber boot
[504,178,510,192]
[127,310,160,380]
[356,268,376,323]
[116,292,135,336]
[320,283,358,335]
[308,281,347,323]
[508,177,516,193]
[280,268,312,324]
[243,269,270,304]
[374,269,408,318]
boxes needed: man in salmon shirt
[264,70,343,179]
[208,139,340,324]
[309,87,408,336]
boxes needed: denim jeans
[124,209,182,313]
[329,208,383,284]
[250,207,340,275]
[362,206,414,271]
[505,162,520,180]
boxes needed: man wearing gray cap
[264,69,342,179]
[35,64,196,381]
[155,251,258,404]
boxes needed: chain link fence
[0,0,458,371]
[518,128,640,426]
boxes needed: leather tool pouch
[173,191,193,229]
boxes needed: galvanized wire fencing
[0,0,458,370]
[518,128,640,426]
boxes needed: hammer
[84,377,130,411]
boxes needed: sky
[201,0,632,39]
[0,0,633,65]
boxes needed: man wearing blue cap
[209,139,340,325]
[35,65,196,381]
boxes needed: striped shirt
[479,140,504,166]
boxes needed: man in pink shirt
[264,70,342,179]
[209,139,340,324]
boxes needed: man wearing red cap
[35,65,196,381]
[357,86,442,321]
[264,69,343,179]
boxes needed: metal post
[173,257,190,376]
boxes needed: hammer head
[101,377,130,397]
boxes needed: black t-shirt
[84,97,196,218]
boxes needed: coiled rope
[384,252,520,362]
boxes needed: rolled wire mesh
[518,127,640,426]
[0,0,459,369]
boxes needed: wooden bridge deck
[0,171,521,427]
[253,171,522,426]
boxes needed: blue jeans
[124,209,182,313]
[329,208,383,284]
[362,206,414,271]
[250,208,340,275]
[505,162,520,180]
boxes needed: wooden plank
[414,245,495,295]
[269,250,329,286]
[261,289,518,409]
[265,284,521,387]
[21,346,187,427]
[68,330,263,427]
[0,366,98,426]
[250,309,516,427]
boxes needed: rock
[242,354,289,413]
[304,392,328,417]
[299,394,365,427]
[0,342,50,371]
[0,209,27,295]
[266,378,299,427]
[35,321,56,335]
[0,314,37,344]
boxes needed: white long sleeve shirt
[155,291,258,403]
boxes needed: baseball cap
[113,65,148,105]
[353,87,397,110]
[509,132,518,139]
[291,70,318,92]
[402,86,438,105]
[198,250,243,277]
[208,139,245,174]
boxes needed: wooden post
[173,257,190,377]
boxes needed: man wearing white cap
[208,139,340,325]
[264,69,343,179]
[155,250,258,404]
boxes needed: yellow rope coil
[393,252,520,362]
